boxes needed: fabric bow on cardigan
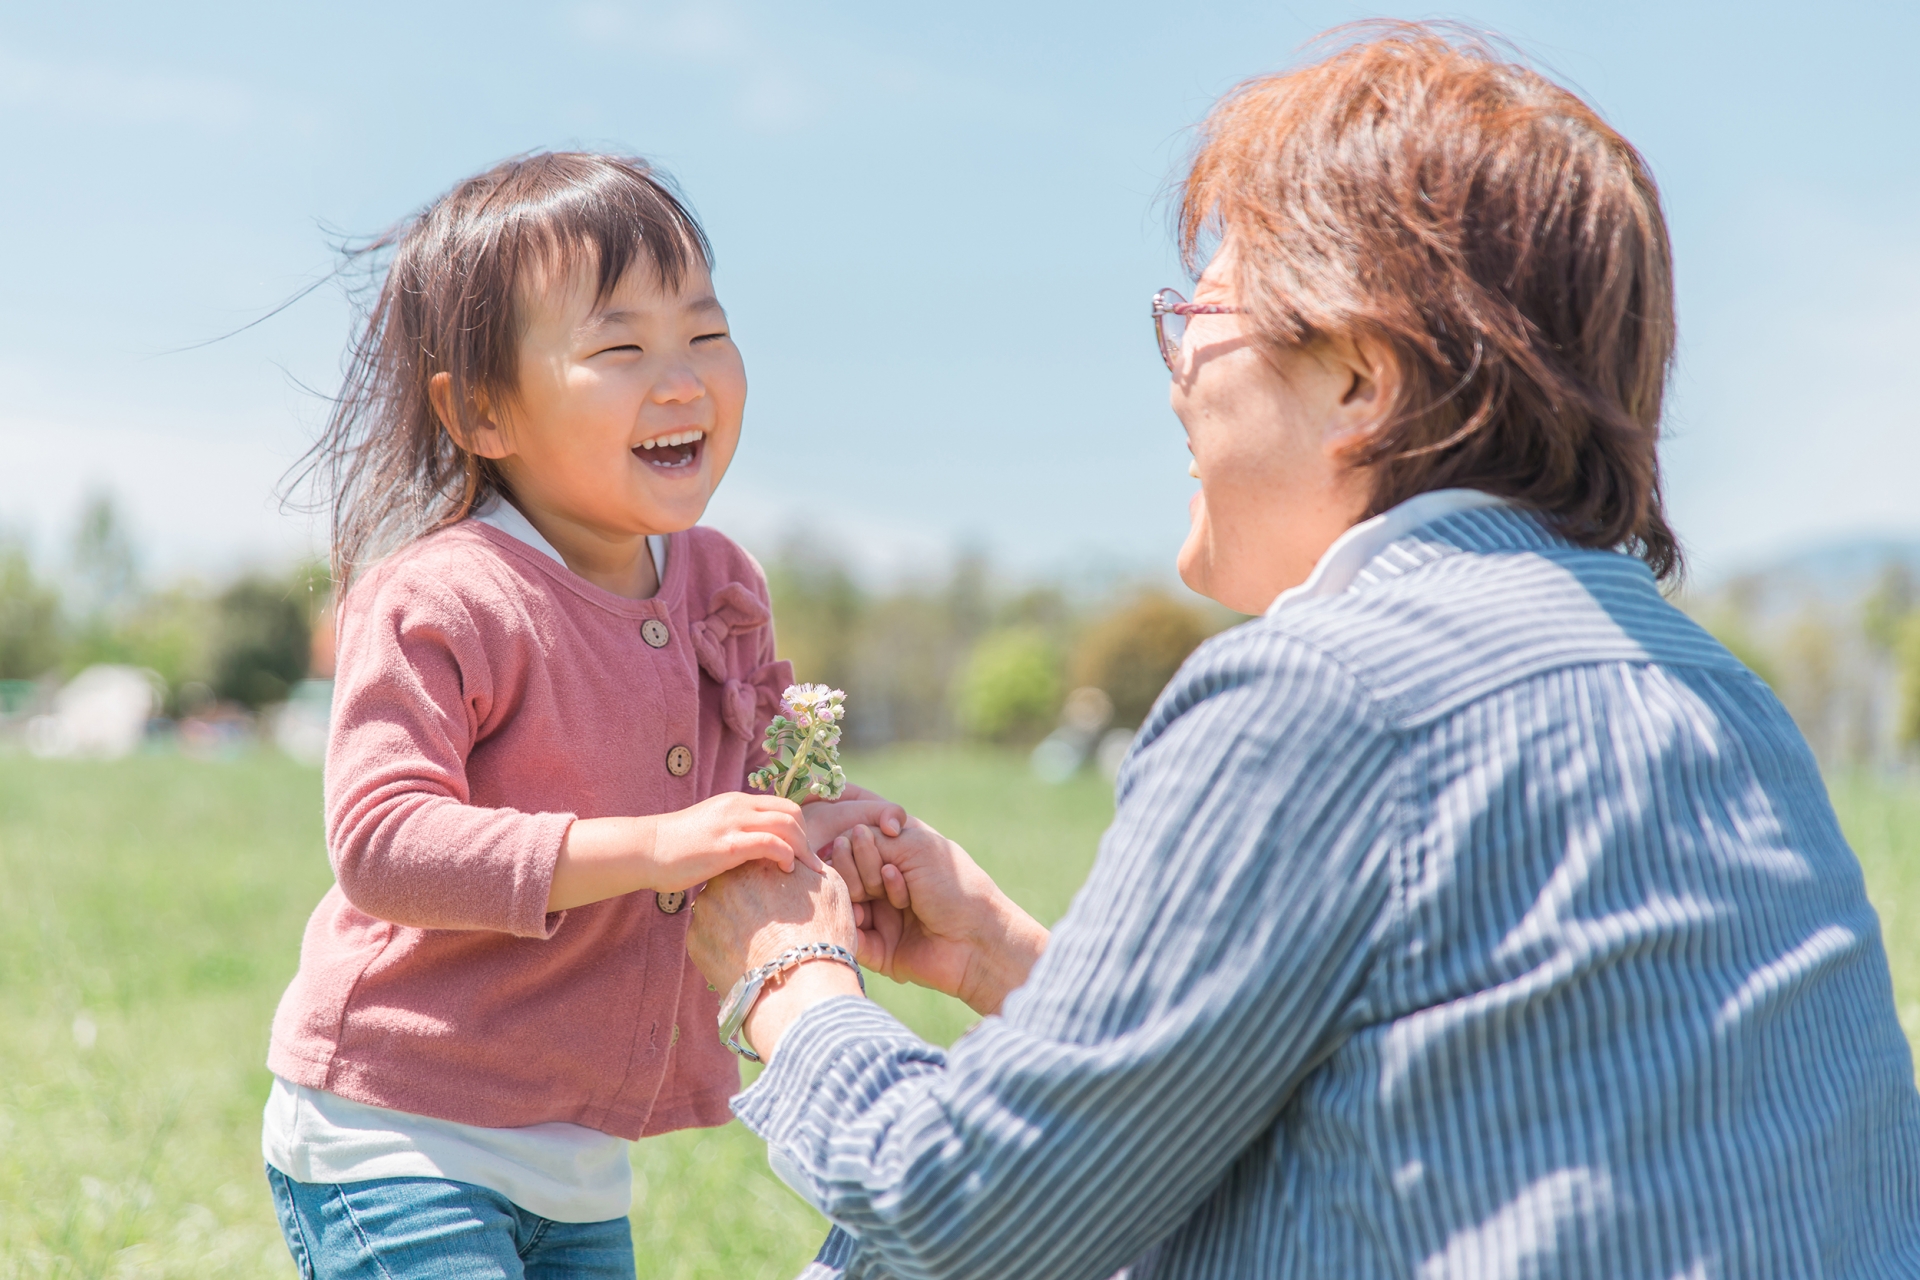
[691,583,793,741]
[722,661,794,742]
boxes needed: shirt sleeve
[323,564,575,938]
[731,624,1403,1280]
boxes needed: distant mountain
[1698,534,1920,610]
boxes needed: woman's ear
[1322,334,1400,461]
[428,372,512,460]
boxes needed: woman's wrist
[956,892,1049,1016]
[741,955,864,1062]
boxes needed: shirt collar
[1265,488,1512,617]
[471,496,669,584]
[473,494,568,565]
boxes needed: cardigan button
[641,619,670,649]
[656,890,686,914]
[665,744,693,777]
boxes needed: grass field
[0,749,1913,1278]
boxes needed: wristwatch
[716,942,864,1063]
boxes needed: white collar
[1265,488,1511,616]
[471,496,668,587]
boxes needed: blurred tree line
[765,544,1235,749]
[1690,559,1920,771]
[0,493,323,717]
[24,496,1911,772]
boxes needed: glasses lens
[1154,289,1188,368]
[1162,308,1187,348]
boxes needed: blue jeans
[266,1166,635,1279]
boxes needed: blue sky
[1,1,1914,586]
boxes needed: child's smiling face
[489,250,746,543]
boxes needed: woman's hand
[687,859,864,1060]
[829,821,1048,1016]
[800,794,906,853]
[548,793,822,912]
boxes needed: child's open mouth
[634,430,705,471]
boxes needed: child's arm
[327,564,888,934]
[547,796,908,913]
[546,794,814,912]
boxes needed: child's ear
[428,372,512,460]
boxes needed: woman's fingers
[847,824,887,901]
[824,826,912,909]
[854,898,904,975]
[836,787,907,837]
[829,835,869,901]
[803,799,909,849]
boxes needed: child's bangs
[508,161,714,308]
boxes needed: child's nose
[649,362,704,404]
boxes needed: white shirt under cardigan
[260,499,667,1224]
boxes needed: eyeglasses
[1152,288,1239,372]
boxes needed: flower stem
[779,727,817,798]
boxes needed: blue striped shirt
[734,501,1920,1279]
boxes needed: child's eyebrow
[587,295,725,330]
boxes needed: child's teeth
[641,430,706,450]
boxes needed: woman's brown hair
[1181,23,1682,579]
[293,152,712,586]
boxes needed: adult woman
[690,25,1920,1279]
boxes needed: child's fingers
[880,803,906,838]
[882,861,910,911]
[764,809,818,873]
[793,838,827,875]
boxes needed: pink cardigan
[268,521,791,1139]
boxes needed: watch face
[718,971,761,1034]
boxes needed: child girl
[262,152,896,1278]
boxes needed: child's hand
[649,792,823,891]
[546,795,892,913]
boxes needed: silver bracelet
[716,942,865,1063]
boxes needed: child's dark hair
[297,151,712,585]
